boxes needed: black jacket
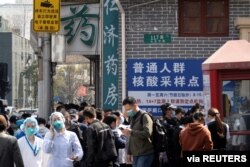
[207,121,227,150]
[0,132,24,167]
[162,118,178,159]
[86,120,117,167]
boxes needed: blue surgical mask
[128,109,136,117]
[53,120,64,131]
[25,127,36,136]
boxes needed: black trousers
[93,161,113,167]
[120,164,132,167]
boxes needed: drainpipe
[115,0,126,105]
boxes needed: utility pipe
[128,0,161,9]
[115,0,126,105]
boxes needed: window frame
[178,0,229,37]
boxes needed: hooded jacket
[179,123,213,156]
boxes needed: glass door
[222,80,250,150]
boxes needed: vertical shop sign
[103,0,119,110]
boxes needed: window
[179,0,229,36]
[222,80,250,150]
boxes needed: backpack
[96,122,117,162]
[140,112,168,152]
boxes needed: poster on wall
[203,73,211,115]
[127,59,204,116]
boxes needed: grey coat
[0,132,24,167]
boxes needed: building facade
[0,32,35,107]
[0,3,32,39]
[116,0,250,108]
[15,0,32,4]
[0,16,10,32]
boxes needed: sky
[0,0,16,4]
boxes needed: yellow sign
[33,0,60,32]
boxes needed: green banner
[103,0,119,110]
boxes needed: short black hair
[112,111,121,117]
[122,96,136,105]
[57,102,64,105]
[104,109,112,113]
[190,103,202,113]
[91,104,96,108]
[103,115,117,126]
[78,115,85,123]
[80,101,88,107]
[56,105,66,112]
[175,108,184,115]
[21,113,31,119]
[193,112,205,122]
[181,116,193,125]
[83,107,96,119]
[37,117,46,125]
[67,103,79,111]
[95,108,104,121]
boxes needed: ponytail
[215,114,224,133]
[208,108,224,134]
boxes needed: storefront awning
[202,40,250,70]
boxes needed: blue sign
[127,59,204,116]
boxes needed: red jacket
[179,123,213,156]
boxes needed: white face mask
[120,116,124,125]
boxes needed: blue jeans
[133,153,154,167]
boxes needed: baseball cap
[68,109,78,115]
[9,115,19,123]
[16,119,24,127]
[160,102,177,111]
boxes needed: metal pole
[42,33,52,120]
[38,54,44,118]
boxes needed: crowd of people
[0,97,230,167]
